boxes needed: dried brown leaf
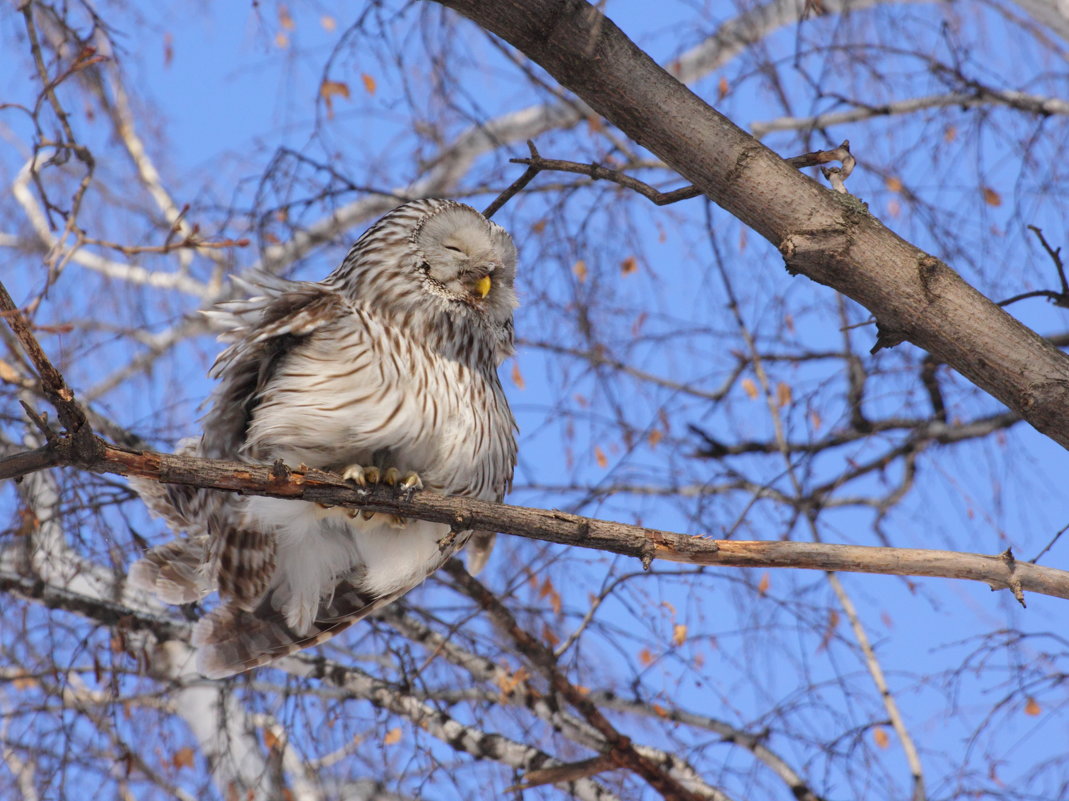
[776,381,792,407]
[594,445,608,469]
[172,747,195,769]
[672,623,687,647]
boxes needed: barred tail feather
[128,536,213,604]
[192,580,387,679]
[215,525,277,608]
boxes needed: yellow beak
[474,274,492,299]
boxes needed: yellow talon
[474,274,492,298]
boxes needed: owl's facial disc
[423,222,500,303]
[411,204,518,325]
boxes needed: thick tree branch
[2,440,1066,602]
[432,0,1069,449]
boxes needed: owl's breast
[245,316,516,502]
[391,349,516,501]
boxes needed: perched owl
[130,199,519,678]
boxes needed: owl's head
[409,201,518,330]
[329,199,519,362]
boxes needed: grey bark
[433,0,1069,449]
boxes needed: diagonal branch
[442,560,720,801]
[0,281,95,452]
[432,0,1069,451]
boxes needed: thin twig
[712,245,927,801]
[444,560,716,801]
[785,140,855,193]
[507,149,702,205]
[0,280,92,444]
[483,140,543,218]
[1000,226,1069,307]
[1030,521,1069,564]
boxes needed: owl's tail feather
[192,579,388,679]
[128,535,213,605]
[465,530,496,575]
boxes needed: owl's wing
[127,533,211,604]
[128,439,218,603]
[129,281,349,607]
[200,281,351,460]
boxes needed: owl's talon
[383,467,401,486]
[388,515,408,529]
[399,472,422,491]
[361,510,376,521]
[341,465,370,487]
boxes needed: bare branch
[482,140,543,218]
[0,281,94,448]
[997,226,1069,309]
[750,89,1069,137]
[785,140,856,193]
[1,440,1066,602]
[508,149,701,206]
[434,0,1069,450]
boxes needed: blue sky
[2,1,1069,799]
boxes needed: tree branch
[442,560,718,801]
[431,0,1069,450]
[1,440,1066,602]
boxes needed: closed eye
[443,244,465,254]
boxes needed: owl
[130,199,519,678]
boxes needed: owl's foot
[339,465,422,528]
[340,464,421,491]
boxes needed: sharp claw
[400,472,423,491]
[364,466,381,484]
[361,510,376,521]
[388,515,407,529]
[341,465,368,486]
[383,467,401,486]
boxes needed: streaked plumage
[130,199,518,678]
